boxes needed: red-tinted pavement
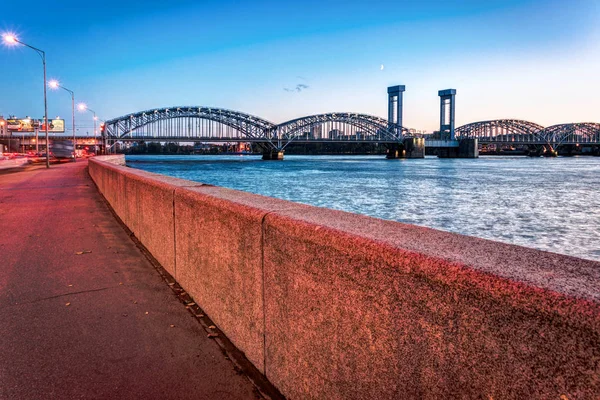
[0,161,261,399]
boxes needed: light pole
[78,104,98,155]
[3,33,50,168]
[49,80,76,160]
[22,117,30,154]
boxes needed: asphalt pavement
[0,160,262,399]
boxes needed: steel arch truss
[275,113,408,147]
[539,123,600,145]
[102,106,600,150]
[455,119,546,143]
[103,109,411,150]
[103,106,278,145]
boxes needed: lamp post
[49,80,76,160]
[3,33,50,168]
[78,104,98,155]
[22,117,30,154]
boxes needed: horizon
[1,0,599,133]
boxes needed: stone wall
[89,155,600,399]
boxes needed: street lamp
[78,103,99,155]
[3,33,50,168]
[49,80,76,161]
[22,117,30,154]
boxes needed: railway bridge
[101,86,600,159]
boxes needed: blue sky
[1,0,598,133]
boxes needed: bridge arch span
[103,106,278,143]
[275,112,408,145]
[539,123,600,145]
[455,119,545,143]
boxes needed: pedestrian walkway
[0,161,261,399]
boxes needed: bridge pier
[385,144,404,159]
[404,138,425,158]
[386,138,425,159]
[434,88,477,158]
[262,150,284,160]
[526,145,543,157]
[542,144,558,157]
[436,139,479,158]
[526,145,558,157]
[458,138,478,158]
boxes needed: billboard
[6,119,34,132]
[42,119,65,133]
[6,118,65,133]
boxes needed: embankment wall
[89,155,600,399]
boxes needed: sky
[1,0,599,133]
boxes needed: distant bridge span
[455,119,546,143]
[102,107,600,151]
[455,119,600,145]
[102,107,408,150]
[276,112,408,145]
[541,123,600,145]
[103,106,277,143]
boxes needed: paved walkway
[0,161,261,399]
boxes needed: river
[126,155,600,262]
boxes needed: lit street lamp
[78,103,99,155]
[3,33,50,168]
[49,80,76,160]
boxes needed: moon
[380,64,385,71]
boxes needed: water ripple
[127,155,600,262]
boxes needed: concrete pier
[386,138,425,159]
[458,138,479,158]
[435,138,479,158]
[262,150,284,160]
[385,144,405,159]
[404,137,425,158]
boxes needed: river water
[126,155,600,262]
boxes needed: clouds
[284,83,310,93]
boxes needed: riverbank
[91,154,600,399]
